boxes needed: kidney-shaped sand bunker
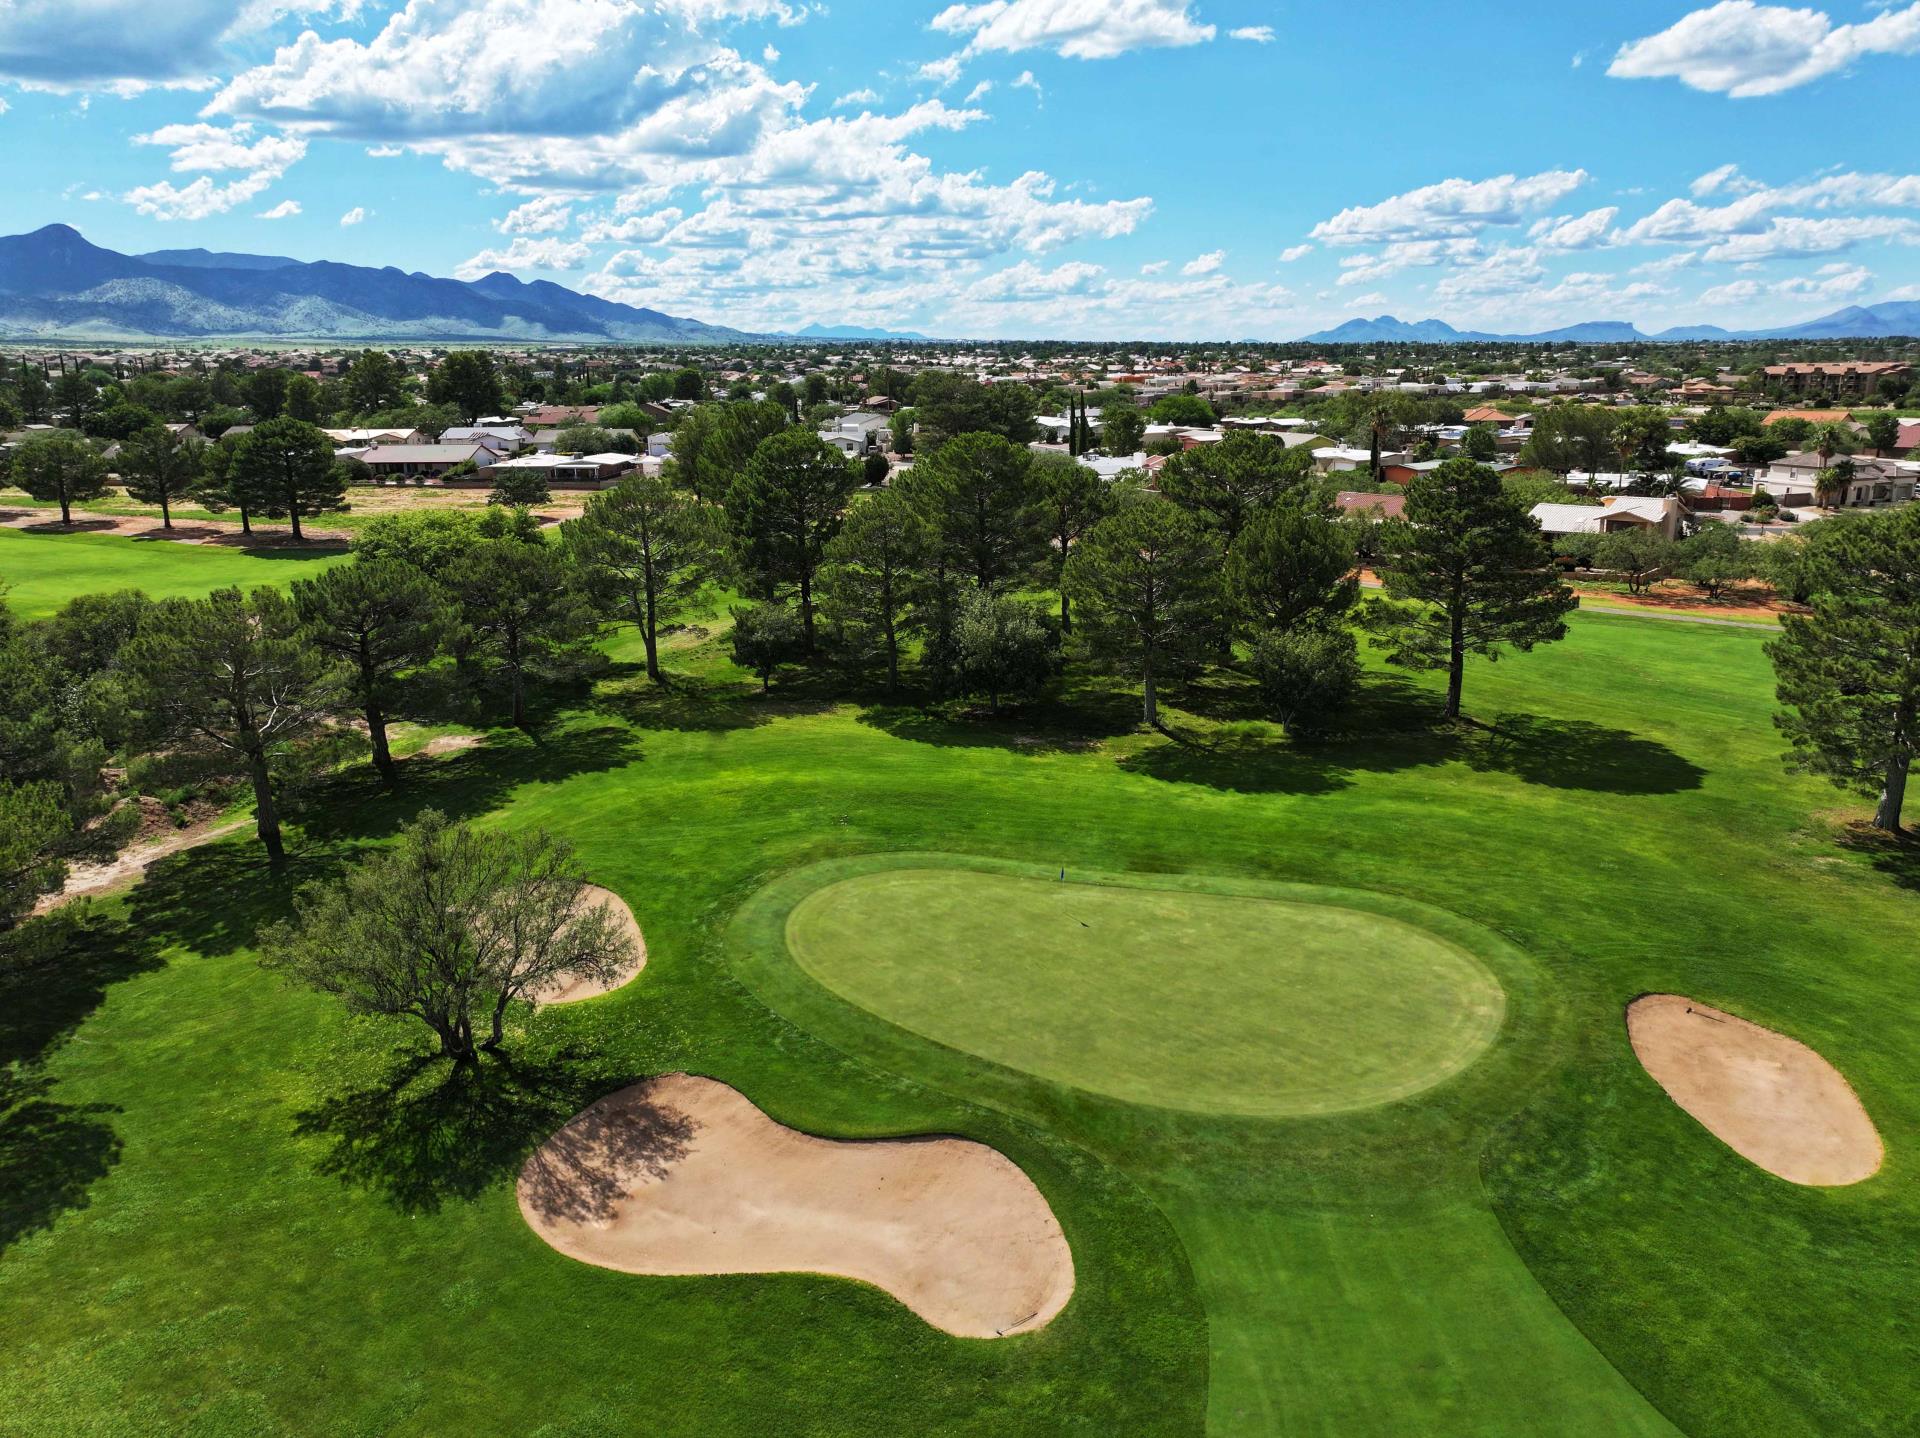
[1627,993,1883,1186]
[517,1074,1074,1337]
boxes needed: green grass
[4,595,1918,1436]
[0,527,346,618]
[784,865,1505,1116]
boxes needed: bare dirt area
[1627,993,1883,1186]
[414,732,486,758]
[0,505,349,546]
[35,807,249,915]
[517,1073,1075,1337]
[538,885,648,1004]
[1574,579,1799,623]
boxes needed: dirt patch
[537,885,647,1004]
[518,1073,1074,1337]
[35,811,250,915]
[1627,993,1883,1186]
[416,733,485,757]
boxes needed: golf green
[783,867,1506,1116]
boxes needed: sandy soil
[34,812,249,915]
[517,1073,1075,1337]
[1627,993,1883,1186]
[415,733,485,757]
[0,506,350,546]
[537,885,648,1004]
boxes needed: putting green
[783,868,1506,1116]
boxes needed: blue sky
[3,0,1920,338]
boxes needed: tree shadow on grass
[292,1043,653,1216]
[294,721,645,843]
[0,910,160,1252]
[1834,822,1920,893]
[595,671,780,733]
[856,688,1143,756]
[0,1069,122,1252]
[1462,713,1706,795]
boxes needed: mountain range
[1299,306,1920,345]
[0,225,756,343]
[795,322,931,342]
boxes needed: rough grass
[2,586,1917,1437]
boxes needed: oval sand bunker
[538,885,647,1004]
[517,1074,1074,1337]
[1627,994,1883,1186]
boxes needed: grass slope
[0,527,346,618]
[2,603,1917,1436]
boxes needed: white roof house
[1530,495,1682,540]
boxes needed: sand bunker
[538,885,647,1004]
[1627,994,1883,1186]
[517,1074,1074,1337]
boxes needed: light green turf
[784,868,1505,1116]
[0,527,345,618]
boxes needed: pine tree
[1365,458,1577,720]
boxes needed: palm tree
[1806,420,1860,508]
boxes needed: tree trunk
[642,580,662,683]
[1876,703,1912,830]
[239,501,252,536]
[1141,650,1158,728]
[484,990,510,1049]
[159,492,173,530]
[799,572,816,653]
[1058,558,1072,635]
[247,746,285,869]
[1875,756,1909,833]
[58,486,72,526]
[365,684,395,783]
[1445,605,1466,721]
[884,602,899,691]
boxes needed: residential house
[1334,491,1407,521]
[442,424,534,454]
[358,444,497,479]
[1530,495,1683,541]
[1759,454,1918,508]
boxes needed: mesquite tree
[261,810,636,1061]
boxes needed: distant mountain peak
[0,224,755,343]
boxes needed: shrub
[1250,626,1360,736]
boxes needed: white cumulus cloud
[455,236,592,278]
[339,205,369,225]
[257,198,302,218]
[1609,1,1920,97]
[929,0,1214,61]
[1310,170,1590,245]
[1181,249,1224,275]
[1230,25,1274,43]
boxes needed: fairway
[0,528,346,618]
[783,867,1506,1116]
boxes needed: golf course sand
[517,1073,1075,1337]
[538,885,647,1004]
[1627,993,1883,1186]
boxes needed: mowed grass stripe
[783,868,1506,1117]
